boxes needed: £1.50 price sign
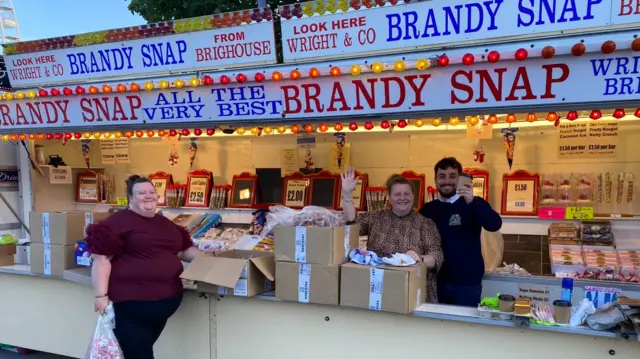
[285,179,308,208]
[505,180,535,213]
[565,206,594,220]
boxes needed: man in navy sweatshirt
[419,157,502,307]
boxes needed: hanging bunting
[81,140,91,168]
[473,141,485,164]
[334,132,346,169]
[501,128,519,170]
[188,138,198,168]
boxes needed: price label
[187,176,208,206]
[505,180,535,213]
[116,197,128,206]
[565,206,594,220]
[285,180,308,207]
[340,177,364,209]
[151,179,168,205]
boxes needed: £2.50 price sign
[187,177,209,207]
[285,179,308,208]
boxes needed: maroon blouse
[86,209,193,303]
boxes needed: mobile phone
[457,174,473,191]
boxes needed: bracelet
[342,197,353,203]
[95,294,108,298]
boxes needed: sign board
[1,50,640,130]
[49,166,72,184]
[565,206,595,220]
[557,121,619,158]
[279,0,639,62]
[284,179,308,208]
[5,23,277,88]
[0,168,19,184]
[280,149,299,176]
[518,283,550,304]
[584,286,621,309]
[100,139,130,164]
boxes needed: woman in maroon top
[86,175,204,359]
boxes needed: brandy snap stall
[0,1,639,358]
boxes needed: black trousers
[438,283,483,307]
[113,293,183,359]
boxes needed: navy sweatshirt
[419,197,502,287]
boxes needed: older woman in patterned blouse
[342,169,444,303]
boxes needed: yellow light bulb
[5,93,14,100]
[236,128,246,135]
[393,60,405,72]
[468,116,480,126]
[26,90,37,99]
[277,125,286,134]
[415,119,425,127]
[83,132,92,139]
[189,77,200,87]
[263,126,273,134]
[159,80,169,89]
[350,65,361,76]
[114,132,122,138]
[416,58,430,71]
[15,92,25,100]
[175,79,185,88]
[449,117,460,126]
[144,82,154,91]
[432,118,442,127]
[103,132,112,138]
[93,132,101,139]
[250,127,259,135]
[2,134,9,141]
[372,62,384,74]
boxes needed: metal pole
[0,191,29,235]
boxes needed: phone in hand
[457,174,473,192]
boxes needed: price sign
[76,171,100,203]
[116,197,128,206]
[565,206,594,220]
[151,178,168,205]
[284,179,308,208]
[339,177,363,209]
[505,180,535,213]
[187,177,208,206]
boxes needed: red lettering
[450,70,474,104]
[477,68,507,103]
[618,0,640,15]
[352,79,377,110]
[15,104,26,125]
[43,102,58,124]
[55,100,70,124]
[405,74,431,106]
[26,103,44,124]
[381,77,405,109]
[127,96,141,120]
[282,85,301,114]
[0,104,13,126]
[541,64,570,99]
[80,98,94,122]
[327,82,350,112]
[112,98,128,121]
[302,84,323,113]
[505,67,537,101]
[93,98,111,121]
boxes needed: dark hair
[126,175,153,198]
[386,174,415,194]
[434,157,463,175]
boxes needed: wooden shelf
[37,165,105,170]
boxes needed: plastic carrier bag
[84,302,123,359]
[260,205,343,237]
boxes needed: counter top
[0,264,633,341]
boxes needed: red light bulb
[397,120,408,128]
[236,74,247,84]
[46,133,54,140]
[330,66,341,77]
[590,110,602,120]
[572,43,586,56]
[541,46,556,59]
[364,121,374,130]
[75,86,85,95]
[547,112,559,122]
[566,111,579,121]
[254,73,265,83]
[272,71,282,81]
[117,84,127,93]
[334,123,343,131]
[169,129,178,136]
[53,133,62,140]
[291,125,300,134]
[613,109,626,119]
[290,70,301,80]
[181,129,190,136]
[203,76,214,86]
[309,68,320,78]
[380,120,390,129]
[487,51,500,63]
[136,131,144,138]
[50,88,60,96]
[73,132,82,139]
[635,109,640,118]
[194,129,202,136]
[130,83,140,92]
[601,40,616,54]
[462,53,475,66]
[102,85,112,93]
[206,128,215,136]
[438,55,449,67]
[89,86,99,94]
[38,89,48,97]
[349,122,358,131]
[220,75,231,85]
[64,133,72,140]
[62,87,73,96]
[526,113,537,122]
[515,48,528,61]
[487,115,499,124]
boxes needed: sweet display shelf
[37,165,105,170]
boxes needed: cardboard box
[83,212,111,234]
[30,212,86,245]
[30,243,77,276]
[340,263,427,314]
[0,244,17,256]
[181,250,275,297]
[275,262,340,305]
[0,255,14,266]
[274,225,360,265]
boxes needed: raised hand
[340,168,359,195]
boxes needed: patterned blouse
[356,209,443,303]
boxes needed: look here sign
[0,51,639,130]
[280,0,640,62]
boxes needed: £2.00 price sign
[284,179,308,208]
[565,206,594,220]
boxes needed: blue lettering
[67,54,79,75]
[484,0,502,30]
[160,107,174,119]
[141,45,152,67]
[386,14,402,42]
[140,41,187,68]
[421,9,441,38]
[536,0,557,25]
[155,93,170,106]
[604,79,618,95]
[191,104,205,117]
[210,88,225,101]
[558,0,579,23]
[591,59,613,76]
[217,103,233,117]
[465,3,484,33]
[403,11,420,40]
[143,107,157,120]
[251,102,266,115]
[517,0,535,27]
[248,86,266,100]
[442,5,462,35]
[584,0,603,20]
[65,47,133,75]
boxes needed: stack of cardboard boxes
[274,224,428,314]
[29,212,110,276]
[0,243,16,266]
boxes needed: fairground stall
[0,0,639,358]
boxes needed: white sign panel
[0,50,639,130]
[100,139,130,164]
[48,166,72,184]
[5,22,277,88]
[280,0,638,62]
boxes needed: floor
[0,350,74,359]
